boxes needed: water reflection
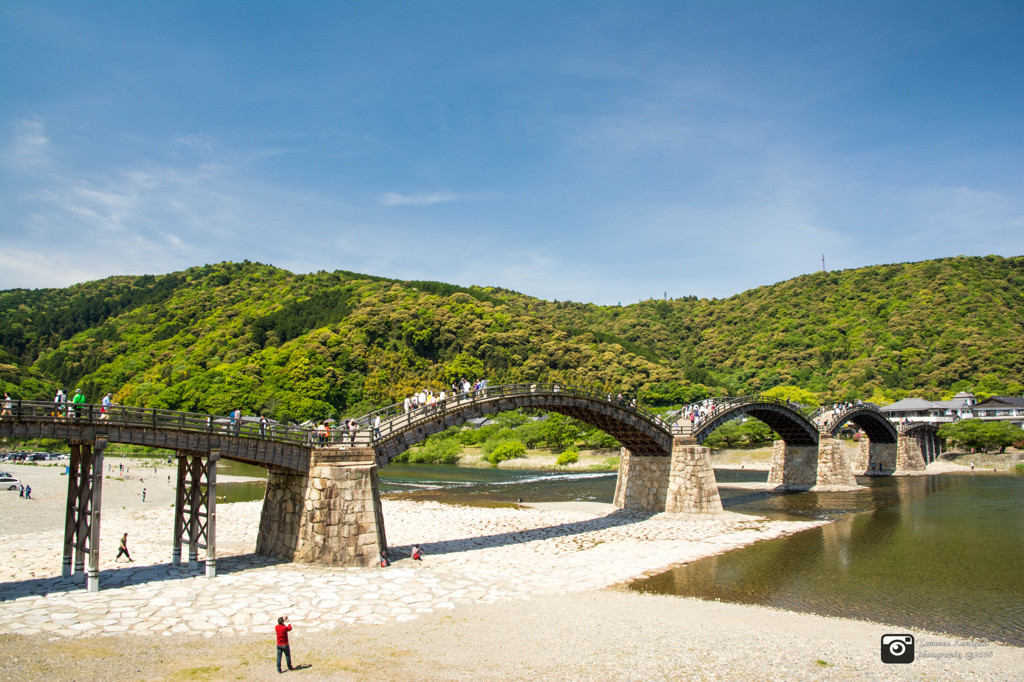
[632,473,1024,646]
[207,458,1024,645]
[379,464,619,507]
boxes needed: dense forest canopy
[0,256,1021,424]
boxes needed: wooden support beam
[62,442,81,579]
[172,453,187,565]
[86,436,106,592]
[205,449,219,578]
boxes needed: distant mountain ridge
[0,255,1021,423]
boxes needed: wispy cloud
[2,118,51,173]
[377,191,477,206]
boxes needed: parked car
[0,474,21,491]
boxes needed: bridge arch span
[682,397,820,447]
[899,422,941,439]
[817,404,898,444]
[367,384,673,466]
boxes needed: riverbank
[8,589,1024,681]
[3,462,1022,680]
[428,445,781,472]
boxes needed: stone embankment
[1,488,821,637]
[4,462,1024,680]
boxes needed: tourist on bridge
[72,388,85,419]
[53,388,65,419]
[1,392,12,417]
[100,393,112,420]
[275,616,294,673]
[373,414,381,439]
[115,532,132,562]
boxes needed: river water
[216,462,1024,646]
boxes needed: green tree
[443,353,485,384]
[408,437,462,464]
[939,419,1023,453]
[704,421,745,448]
[556,447,579,466]
[542,414,581,451]
[763,385,820,407]
[486,440,526,466]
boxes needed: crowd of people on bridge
[399,378,492,417]
[676,398,727,425]
[314,419,364,446]
[817,400,867,429]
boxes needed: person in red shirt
[275,616,294,673]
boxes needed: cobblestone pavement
[0,500,822,638]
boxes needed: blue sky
[2,1,1022,304]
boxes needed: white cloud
[1,119,51,173]
[378,191,461,206]
[375,190,500,207]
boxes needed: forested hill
[0,256,1021,423]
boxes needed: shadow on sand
[0,552,288,600]
[387,507,655,560]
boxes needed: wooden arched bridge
[364,383,673,463]
[0,385,936,587]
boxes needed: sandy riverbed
[1,461,1021,680]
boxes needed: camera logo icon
[881,634,915,664]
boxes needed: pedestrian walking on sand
[275,616,294,673]
[115,532,132,562]
[24,485,31,499]
[142,488,146,502]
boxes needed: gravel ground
[3,590,1022,681]
[2,458,1022,681]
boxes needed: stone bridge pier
[257,449,386,567]
[851,438,897,475]
[766,441,819,489]
[613,437,723,514]
[850,436,927,475]
[767,439,859,490]
[895,436,928,473]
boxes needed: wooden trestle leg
[172,449,218,577]
[61,437,107,591]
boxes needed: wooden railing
[358,382,668,445]
[671,395,813,435]
[1,383,669,451]
[808,401,885,424]
[1,399,320,446]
